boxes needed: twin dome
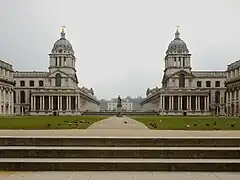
[51,27,188,54]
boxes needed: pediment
[171,70,195,78]
[45,70,69,78]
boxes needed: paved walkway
[0,171,239,180]
[0,129,239,137]
[88,116,148,129]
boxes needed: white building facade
[141,29,226,116]
[0,60,15,116]
[14,28,99,116]
[225,60,240,116]
[108,101,133,112]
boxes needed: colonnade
[0,86,14,115]
[226,89,240,115]
[159,95,209,111]
[31,94,80,111]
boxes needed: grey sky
[1,0,240,100]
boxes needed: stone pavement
[88,116,148,129]
[0,171,239,179]
[0,129,240,137]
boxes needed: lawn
[132,116,240,130]
[0,116,108,129]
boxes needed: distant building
[225,60,240,116]
[108,100,133,111]
[0,60,15,116]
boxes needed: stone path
[87,116,148,129]
[0,171,239,180]
[0,129,240,137]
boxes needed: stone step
[1,136,240,147]
[0,146,239,159]
[0,158,239,171]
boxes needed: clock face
[58,49,63,53]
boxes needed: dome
[51,28,74,53]
[166,29,189,54]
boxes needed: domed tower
[164,27,191,76]
[162,27,192,88]
[48,27,77,76]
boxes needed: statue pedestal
[116,106,123,117]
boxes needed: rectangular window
[20,81,25,87]
[29,80,34,87]
[215,81,220,87]
[197,81,202,87]
[39,80,44,87]
[206,81,211,87]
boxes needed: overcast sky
[1,0,240,100]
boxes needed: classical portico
[159,90,209,115]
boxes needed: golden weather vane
[61,25,66,33]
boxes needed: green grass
[0,116,108,129]
[132,116,240,130]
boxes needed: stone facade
[225,60,240,116]
[141,29,226,116]
[0,60,15,116]
[13,28,99,116]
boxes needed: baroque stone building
[0,60,15,116]
[225,60,240,116]
[14,28,100,116]
[141,28,226,115]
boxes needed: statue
[117,95,122,107]
[116,95,123,117]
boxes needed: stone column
[162,96,165,110]
[226,91,228,115]
[8,91,11,115]
[69,96,72,111]
[189,96,191,111]
[11,91,14,115]
[159,95,162,111]
[204,96,207,111]
[42,96,45,111]
[3,89,5,115]
[52,96,54,110]
[171,96,174,110]
[180,96,182,110]
[33,96,35,111]
[186,96,188,111]
[78,94,81,110]
[31,96,34,111]
[169,96,172,110]
[195,96,198,111]
[60,96,62,110]
[66,96,69,110]
[206,96,209,111]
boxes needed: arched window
[215,91,220,104]
[179,74,185,87]
[55,73,61,87]
[20,91,25,103]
